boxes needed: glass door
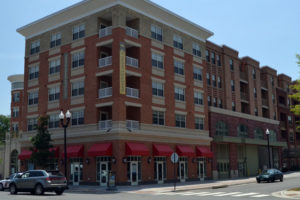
[156,162,164,184]
[71,163,80,186]
[100,162,108,186]
[199,161,205,181]
[130,162,138,186]
[179,161,186,182]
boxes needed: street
[0,174,299,200]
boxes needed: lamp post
[59,110,71,183]
[266,129,271,169]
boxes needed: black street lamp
[266,129,271,169]
[59,110,71,183]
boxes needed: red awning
[176,145,195,157]
[196,146,213,158]
[61,145,84,158]
[87,143,112,157]
[49,147,59,158]
[153,144,173,156]
[126,142,149,156]
[19,150,32,160]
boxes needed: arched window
[216,121,228,136]
[269,130,277,141]
[237,124,248,138]
[10,150,18,174]
[254,128,264,139]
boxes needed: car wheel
[257,180,261,183]
[10,184,17,195]
[271,177,275,182]
[280,177,283,182]
[55,189,64,195]
[34,184,44,195]
[0,183,4,191]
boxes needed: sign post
[171,152,179,191]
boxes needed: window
[217,76,222,88]
[192,43,201,57]
[29,65,39,80]
[30,40,40,55]
[271,77,274,87]
[48,86,60,101]
[72,51,85,68]
[12,124,19,133]
[72,110,84,126]
[217,55,221,66]
[49,59,60,74]
[254,107,258,116]
[273,112,277,120]
[173,35,183,49]
[193,66,202,81]
[73,24,85,40]
[213,98,217,107]
[152,81,164,97]
[231,80,235,91]
[216,121,228,136]
[288,116,292,125]
[269,130,277,141]
[28,118,37,131]
[289,132,294,142]
[212,75,216,87]
[152,53,164,69]
[194,91,203,105]
[254,128,263,139]
[211,52,215,64]
[12,107,19,118]
[254,88,257,98]
[232,101,236,111]
[206,50,210,62]
[174,60,184,75]
[252,69,256,79]
[218,99,223,108]
[206,73,210,85]
[207,96,211,106]
[28,91,38,105]
[12,93,20,103]
[175,114,185,128]
[50,32,61,48]
[272,94,275,104]
[151,25,162,41]
[175,87,185,101]
[230,59,234,71]
[195,117,204,130]
[49,114,59,129]
[152,111,164,125]
[71,81,84,97]
[237,124,248,138]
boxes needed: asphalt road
[0,175,299,200]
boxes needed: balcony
[126,27,138,38]
[261,80,268,89]
[240,72,248,81]
[98,56,112,68]
[126,56,139,68]
[280,121,287,130]
[126,87,139,98]
[99,87,112,98]
[240,92,249,101]
[99,26,112,38]
[98,120,112,130]
[262,98,269,106]
[126,120,139,130]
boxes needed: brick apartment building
[6,0,299,185]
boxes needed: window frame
[174,87,185,101]
[50,32,61,48]
[72,24,85,40]
[152,110,165,126]
[151,24,163,41]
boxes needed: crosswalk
[152,191,270,198]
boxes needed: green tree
[30,116,54,168]
[0,115,10,144]
[290,54,300,129]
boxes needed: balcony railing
[262,98,269,106]
[126,120,139,130]
[240,72,248,81]
[261,80,268,89]
[98,120,112,130]
[126,87,139,98]
[240,92,249,101]
[98,56,112,68]
[99,87,112,98]
[126,27,138,38]
[99,26,112,38]
[126,56,139,68]
[280,121,286,129]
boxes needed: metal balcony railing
[240,92,249,101]
[126,56,139,68]
[99,87,112,98]
[98,56,112,68]
[261,80,268,89]
[240,72,248,81]
[126,87,139,98]
[98,120,112,130]
[126,120,139,130]
[126,27,138,38]
[262,98,269,106]
[99,26,112,38]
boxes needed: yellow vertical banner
[120,42,126,94]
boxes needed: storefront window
[216,121,228,136]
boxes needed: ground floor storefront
[18,140,213,186]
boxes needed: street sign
[171,152,179,163]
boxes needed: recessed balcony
[126,27,138,38]
[126,87,139,98]
[98,120,112,130]
[98,87,112,99]
[126,56,139,68]
[98,56,112,68]
[99,26,112,38]
[126,120,139,130]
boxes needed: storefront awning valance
[87,143,112,157]
[176,145,195,157]
[18,150,32,160]
[126,142,149,156]
[196,146,213,158]
[153,144,173,156]
[62,145,84,158]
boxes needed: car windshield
[262,169,274,175]
[9,173,16,179]
[47,171,64,177]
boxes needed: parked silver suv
[9,170,67,195]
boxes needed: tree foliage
[290,54,300,129]
[30,116,54,168]
[0,115,10,144]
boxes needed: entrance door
[179,161,186,182]
[130,162,138,186]
[72,163,80,186]
[199,161,205,181]
[100,162,108,186]
[156,162,164,184]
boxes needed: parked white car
[0,173,22,191]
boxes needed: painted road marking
[233,192,258,197]
[214,192,242,196]
[252,194,270,198]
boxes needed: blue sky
[1,0,299,116]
